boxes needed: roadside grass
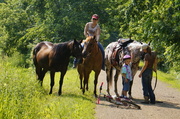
[0,60,96,119]
[139,61,180,91]
[156,71,180,90]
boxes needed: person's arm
[122,73,128,83]
[95,25,101,41]
[84,23,89,38]
[139,60,148,78]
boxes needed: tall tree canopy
[0,0,179,72]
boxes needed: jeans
[142,68,155,103]
[97,42,105,70]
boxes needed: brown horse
[33,40,83,95]
[77,36,102,97]
[105,39,143,98]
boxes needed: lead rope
[153,71,157,92]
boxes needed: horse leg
[49,71,55,94]
[35,66,41,80]
[106,66,113,96]
[94,71,101,97]
[129,67,138,99]
[114,69,120,97]
[83,71,90,94]
[79,73,84,89]
[128,80,133,98]
[77,66,84,89]
[58,70,67,95]
[40,69,47,86]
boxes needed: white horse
[105,39,143,98]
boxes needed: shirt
[144,52,157,69]
[121,64,132,81]
[84,22,100,41]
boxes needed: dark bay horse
[33,40,83,95]
[105,39,143,98]
[77,36,102,97]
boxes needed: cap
[92,14,99,19]
[141,44,149,51]
[123,55,131,60]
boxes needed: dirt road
[95,70,180,119]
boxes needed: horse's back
[33,41,54,67]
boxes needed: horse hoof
[129,95,133,99]
[82,90,85,94]
[58,92,62,96]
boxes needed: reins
[153,71,157,92]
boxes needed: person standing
[120,55,132,99]
[139,44,157,104]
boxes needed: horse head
[71,39,83,59]
[82,36,97,58]
[127,41,143,64]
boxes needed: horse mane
[82,36,92,43]
[53,41,73,55]
[128,41,142,49]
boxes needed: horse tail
[32,47,38,66]
[32,43,42,65]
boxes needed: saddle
[111,39,134,66]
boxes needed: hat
[123,55,131,60]
[92,14,99,19]
[141,44,149,51]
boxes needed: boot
[73,59,77,68]
[141,96,149,104]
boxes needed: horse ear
[79,40,83,44]
[73,39,77,44]
[148,40,152,45]
[93,36,96,40]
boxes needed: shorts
[122,77,130,91]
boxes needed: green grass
[0,60,96,119]
[156,70,180,90]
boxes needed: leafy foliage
[0,0,179,72]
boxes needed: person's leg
[122,80,130,99]
[142,69,150,103]
[120,77,125,98]
[147,70,156,104]
[73,58,78,68]
[97,42,105,70]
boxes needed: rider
[120,55,132,100]
[139,44,157,104]
[73,14,105,70]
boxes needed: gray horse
[105,39,143,98]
